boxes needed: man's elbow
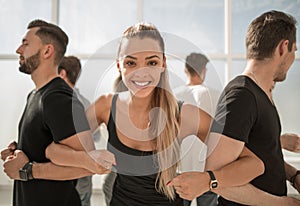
[45,142,56,161]
[256,156,265,176]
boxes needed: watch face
[210,180,218,190]
[19,170,28,181]
[211,181,218,189]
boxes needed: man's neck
[31,65,58,90]
[243,59,275,101]
[187,76,203,86]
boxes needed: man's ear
[201,68,207,79]
[58,69,67,78]
[43,44,54,59]
[278,40,289,56]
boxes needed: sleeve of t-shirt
[210,88,257,143]
[43,90,90,143]
[194,88,214,117]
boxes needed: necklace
[249,71,274,105]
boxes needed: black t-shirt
[107,94,183,206]
[211,76,286,206]
[14,77,90,206]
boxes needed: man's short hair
[27,19,68,65]
[58,56,81,85]
[185,53,209,76]
[246,10,297,60]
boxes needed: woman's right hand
[86,149,116,174]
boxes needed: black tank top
[107,94,183,206]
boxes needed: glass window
[232,0,300,55]
[274,60,300,160]
[167,58,187,90]
[143,0,224,53]
[205,60,226,91]
[0,61,34,146]
[0,0,52,54]
[231,60,247,80]
[274,60,300,135]
[77,58,119,102]
[59,0,138,55]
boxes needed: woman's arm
[46,141,114,174]
[179,104,212,142]
[85,94,113,133]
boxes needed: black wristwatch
[19,162,34,181]
[207,170,218,190]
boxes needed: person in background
[171,10,300,206]
[58,55,93,206]
[174,52,219,206]
[1,19,114,206]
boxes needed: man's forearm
[46,142,95,171]
[218,184,283,206]
[32,162,93,180]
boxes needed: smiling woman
[45,23,188,206]
[117,46,165,97]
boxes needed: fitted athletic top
[107,94,183,206]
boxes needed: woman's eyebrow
[145,55,160,60]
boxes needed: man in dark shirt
[171,10,300,205]
[1,19,114,206]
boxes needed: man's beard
[19,50,41,74]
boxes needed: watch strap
[207,170,216,180]
[207,170,218,190]
[22,161,34,180]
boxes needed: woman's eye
[125,61,136,67]
[148,61,158,66]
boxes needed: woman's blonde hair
[117,22,181,200]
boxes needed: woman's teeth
[132,81,151,86]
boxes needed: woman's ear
[116,59,121,73]
[162,55,167,71]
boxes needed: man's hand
[1,141,17,161]
[3,150,29,180]
[281,133,300,152]
[167,172,210,200]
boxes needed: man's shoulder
[41,77,73,97]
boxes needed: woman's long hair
[117,23,181,200]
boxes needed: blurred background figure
[174,52,219,206]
